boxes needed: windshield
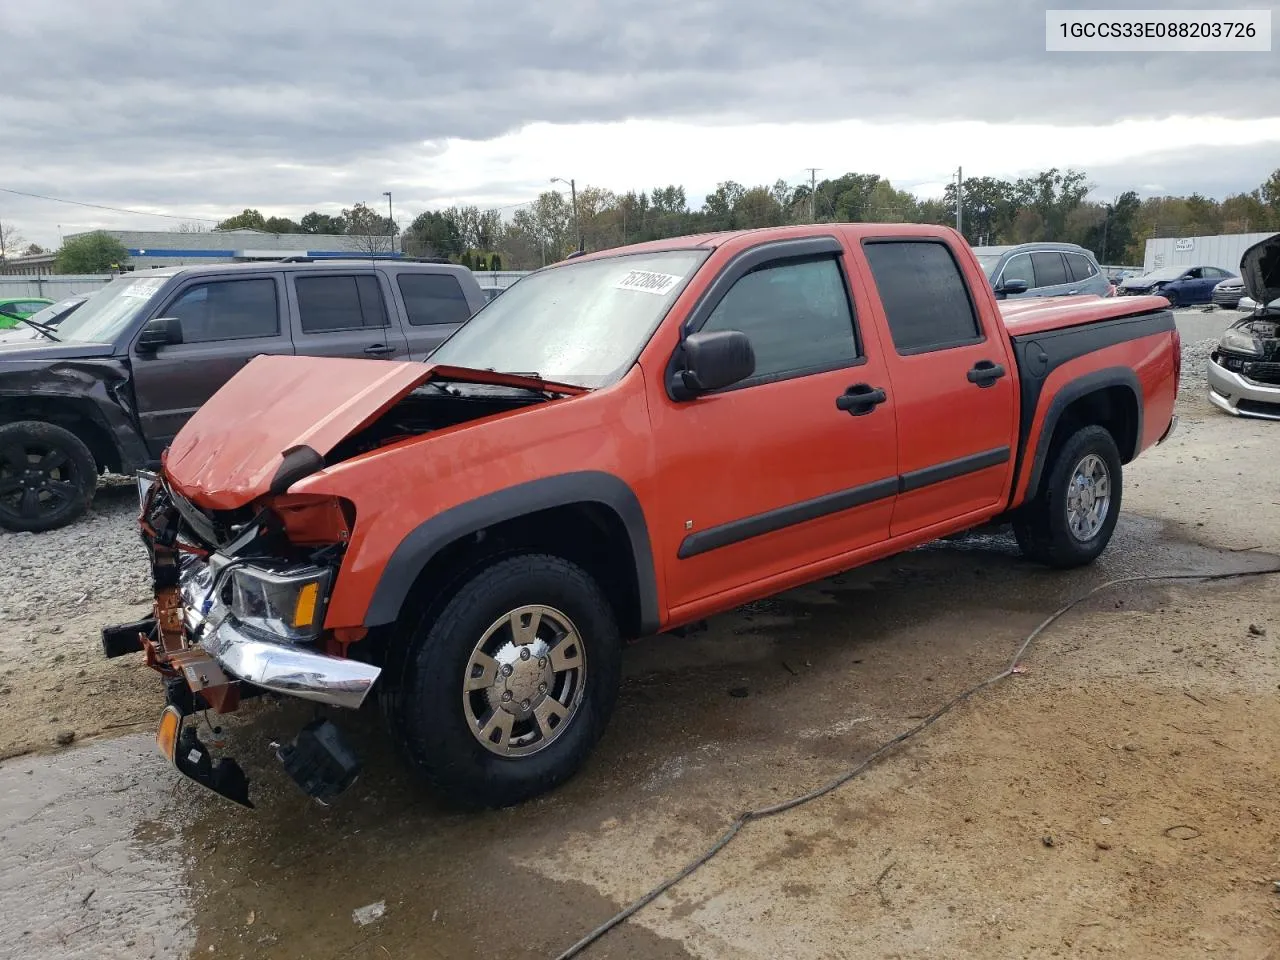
[1134,267,1186,282]
[27,295,89,326]
[51,276,170,344]
[429,250,707,387]
[973,254,1003,278]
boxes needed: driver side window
[701,256,860,384]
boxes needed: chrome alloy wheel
[461,604,586,757]
[1065,453,1111,541]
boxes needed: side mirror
[995,278,1029,298]
[136,316,183,352]
[669,330,756,401]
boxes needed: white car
[1206,233,1280,420]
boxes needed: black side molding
[678,477,899,560]
[899,447,1010,493]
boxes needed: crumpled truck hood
[1239,232,1280,306]
[164,354,585,511]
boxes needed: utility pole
[956,166,963,237]
[551,177,581,253]
[805,168,821,223]
[382,191,394,255]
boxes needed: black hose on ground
[553,564,1280,960]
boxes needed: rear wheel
[1013,425,1122,569]
[0,421,97,532]
[384,553,622,808]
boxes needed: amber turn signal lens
[156,705,183,760]
[292,581,320,629]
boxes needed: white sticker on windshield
[120,277,167,299]
[614,270,681,296]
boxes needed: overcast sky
[2,0,1277,248]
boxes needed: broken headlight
[1220,328,1262,357]
[228,563,332,643]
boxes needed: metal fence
[0,269,532,300]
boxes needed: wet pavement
[2,511,1276,960]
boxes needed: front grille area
[1216,351,1280,385]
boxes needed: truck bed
[999,293,1173,336]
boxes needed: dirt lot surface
[2,306,1278,959]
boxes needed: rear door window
[863,240,983,354]
[1064,253,1098,283]
[397,273,472,325]
[296,275,388,332]
[1030,252,1068,287]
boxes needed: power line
[0,186,222,223]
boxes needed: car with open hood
[1207,233,1280,420]
[105,222,1181,811]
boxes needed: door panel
[132,275,294,453]
[858,238,1018,538]
[649,249,898,610]
[287,272,411,360]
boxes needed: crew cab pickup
[105,224,1180,809]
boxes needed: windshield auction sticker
[614,270,682,295]
[120,277,168,299]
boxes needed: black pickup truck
[0,259,486,532]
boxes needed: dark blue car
[1118,265,1236,307]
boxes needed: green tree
[405,210,464,258]
[56,232,130,273]
[299,211,347,235]
[262,216,301,234]
[214,208,267,231]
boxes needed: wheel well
[0,397,121,473]
[387,502,645,645]
[1046,385,1139,473]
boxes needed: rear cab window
[862,240,983,354]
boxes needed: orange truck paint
[156,223,1179,652]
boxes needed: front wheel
[1013,425,1122,569]
[1161,287,1179,308]
[384,553,622,808]
[0,420,97,532]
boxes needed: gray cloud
[1,0,1276,245]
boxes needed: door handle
[835,383,887,416]
[967,360,1006,388]
[1067,289,1079,295]
[363,344,396,356]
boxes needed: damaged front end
[102,471,376,807]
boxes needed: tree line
[10,165,1279,275]
[403,165,1280,270]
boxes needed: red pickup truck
[105,223,1179,809]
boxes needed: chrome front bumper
[178,557,380,711]
[1206,359,1280,421]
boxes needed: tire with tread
[0,420,97,533]
[1013,424,1122,569]
[382,552,622,809]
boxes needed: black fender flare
[362,470,660,634]
[1022,367,1143,502]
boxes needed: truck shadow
[169,513,1275,958]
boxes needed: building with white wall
[1143,231,1277,275]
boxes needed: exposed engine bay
[327,381,561,465]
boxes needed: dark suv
[970,242,1111,300]
[0,259,486,532]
